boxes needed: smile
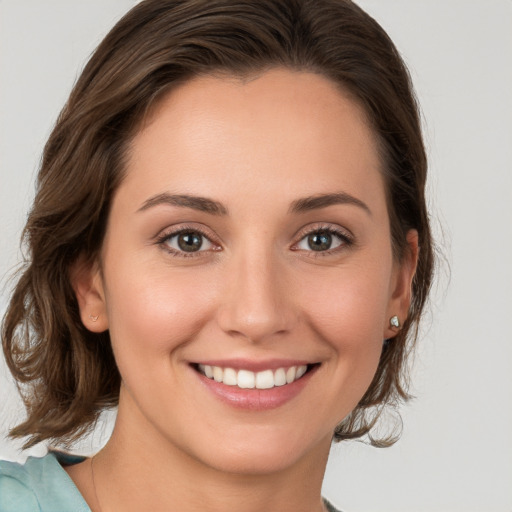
[191,360,320,410]
[197,364,308,390]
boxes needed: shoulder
[0,458,39,512]
[0,453,90,512]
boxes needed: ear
[384,229,419,339]
[70,256,109,333]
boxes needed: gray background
[1,1,511,511]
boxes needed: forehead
[121,69,386,215]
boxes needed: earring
[89,314,99,322]
[389,315,400,329]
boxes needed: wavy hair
[2,0,434,449]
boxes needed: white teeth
[285,366,296,384]
[274,368,286,387]
[255,370,274,389]
[203,364,213,379]
[213,366,223,382]
[296,365,307,379]
[198,364,311,389]
[223,367,237,386]
[237,370,255,389]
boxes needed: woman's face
[78,69,416,474]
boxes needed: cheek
[294,259,392,412]
[104,261,215,366]
[298,261,392,348]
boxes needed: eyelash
[155,224,218,259]
[293,224,354,258]
[155,223,354,259]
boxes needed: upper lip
[191,358,315,372]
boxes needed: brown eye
[177,232,203,252]
[162,229,215,254]
[297,229,344,252]
[307,231,333,251]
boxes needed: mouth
[192,362,319,390]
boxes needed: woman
[0,0,433,511]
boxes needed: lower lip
[193,365,319,411]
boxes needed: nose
[215,245,297,344]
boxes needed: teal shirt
[0,453,342,512]
[0,452,90,512]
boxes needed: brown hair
[2,0,433,449]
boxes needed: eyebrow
[138,193,228,215]
[138,191,371,216]
[289,192,372,216]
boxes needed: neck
[92,390,331,512]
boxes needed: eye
[157,227,217,257]
[294,226,352,254]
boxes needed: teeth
[286,366,296,384]
[213,366,223,382]
[274,368,286,387]
[223,367,237,386]
[296,365,307,379]
[202,364,213,379]
[237,369,255,389]
[255,369,274,389]
[198,364,310,389]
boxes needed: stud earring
[389,315,400,329]
[89,314,99,322]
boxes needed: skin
[69,69,418,512]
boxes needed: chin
[182,425,331,476]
